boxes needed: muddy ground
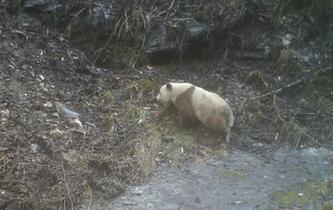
[108,146,333,210]
[0,5,333,210]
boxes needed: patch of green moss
[318,96,333,111]
[272,180,333,209]
[323,203,333,210]
[101,90,114,103]
[274,190,311,209]
[217,169,245,181]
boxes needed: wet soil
[108,146,333,210]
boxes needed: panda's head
[156,82,193,105]
[156,83,173,105]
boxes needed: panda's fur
[156,82,234,142]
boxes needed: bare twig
[86,183,93,210]
[157,0,175,16]
[62,164,74,210]
[272,94,321,146]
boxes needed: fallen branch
[249,66,333,100]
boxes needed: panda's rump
[191,88,231,129]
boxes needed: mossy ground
[271,180,333,209]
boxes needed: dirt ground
[0,8,332,210]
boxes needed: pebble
[38,74,45,81]
[131,187,143,195]
[55,102,80,118]
[51,112,60,118]
[43,101,53,108]
[31,143,38,153]
[0,147,9,152]
[0,109,9,119]
[50,129,63,138]
[69,118,83,129]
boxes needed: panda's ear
[166,83,172,90]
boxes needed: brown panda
[155,82,234,142]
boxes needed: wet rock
[145,19,207,54]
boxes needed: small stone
[38,75,45,81]
[232,200,244,205]
[31,144,38,153]
[55,102,80,119]
[51,112,60,118]
[50,129,63,138]
[43,101,53,108]
[0,147,9,152]
[282,34,293,46]
[40,83,48,92]
[0,109,9,119]
[69,118,83,129]
[131,187,143,195]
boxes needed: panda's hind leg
[206,115,230,143]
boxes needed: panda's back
[191,87,228,120]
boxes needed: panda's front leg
[156,102,177,118]
[178,112,191,128]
